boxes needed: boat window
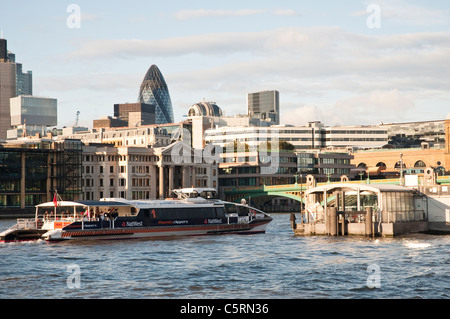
[200,191,217,199]
[140,209,151,218]
[215,207,225,218]
[189,191,199,198]
[237,206,249,216]
[224,203,237,214]
[145,207,222,220]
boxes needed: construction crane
[75,111,80,127]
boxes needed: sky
[1,0,449,128]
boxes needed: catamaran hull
[43,220,272,241]
[0,229,47,243]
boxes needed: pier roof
[305,183,414,195]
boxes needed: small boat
[0,188,272,242]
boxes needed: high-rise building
[15,63,32,96]
[247,90,280,125]
[8,95,57,138]
[0,39,7,62]
[0,62,15,140]
[114,102,156,127]
[0,37,33,140]
[137,65,174,125]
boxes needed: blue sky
[1,0,449,128]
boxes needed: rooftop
[305,183,415,195]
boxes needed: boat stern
[42,229,65,241]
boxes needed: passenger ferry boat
[0,188,272,242]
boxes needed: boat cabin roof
[36,200,133,208]
[173,187,216,193]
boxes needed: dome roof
[188,101,223,117]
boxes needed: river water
[0,215,449,299]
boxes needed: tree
[279,141,295,151]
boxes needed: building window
[414,160,426,168]
[110,179,114,186]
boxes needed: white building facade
[204,121,388,151]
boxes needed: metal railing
[17,218,39,230]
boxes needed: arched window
[394,161,403,169]
[357,163,367,168]
[376,162,387,170]
[414,160,426,168]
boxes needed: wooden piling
[329,207,338,236]
[365,207,373,237]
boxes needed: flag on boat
[53,192,58,207]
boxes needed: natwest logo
[204,219,222,224]
[121,221,143,227]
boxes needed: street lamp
[299,173,303,223]
[400,153,403,186]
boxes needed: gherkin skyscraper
[138,65,174,124]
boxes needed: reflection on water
[0,215,449,299]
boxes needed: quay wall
[0,208,34,219]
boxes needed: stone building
[352,114,450,175]
[81,141,218,201]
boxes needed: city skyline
[1,1,449,129]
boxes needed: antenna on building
[75,111,80,127]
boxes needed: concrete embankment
[0,208,35,219]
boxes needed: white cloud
[174,9,265,20]
[173,8,300,20]
[354,0,450,26]
[273,9,300,17]
[56,26,450,126]
[333,89,416,125]
[280,104,327,126]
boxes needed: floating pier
[292,183,430,237]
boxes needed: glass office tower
[9,96,57,137]
[0,37,33,140]
[137,65,174,124]
[247,90,280,125]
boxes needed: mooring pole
[329,207,337,236]
[365,206,373,237]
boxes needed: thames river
[0,215,448,299]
